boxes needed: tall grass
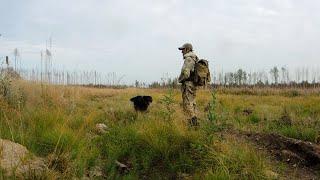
[0,78,319,178]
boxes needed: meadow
[0,79,319,179]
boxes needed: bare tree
[270,66,279,84]
[13,48,20,72]
[281,67,286,84]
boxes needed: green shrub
[159,88,175,121]
[248,114,260,124]
[207,90,217,123]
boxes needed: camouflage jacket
[178,51,198,83]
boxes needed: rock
[0,139,47,178]
[115,160,130,174]
[115,160,128,169]
[95,123,108,134]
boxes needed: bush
[159,88,175,121]
[248,114,260,124]
[0,73,25,108]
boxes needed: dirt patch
[223,130,320,179]
[239,132,320,179]
[244,132,320,169]
[242,108,253,116]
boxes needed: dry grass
[0,80,319,179]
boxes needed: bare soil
[225,130,320,179]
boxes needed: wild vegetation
[0,71,319,179]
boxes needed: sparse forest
[2,49,320,88]
[0,61,319,179]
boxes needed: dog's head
[130,96,153,111]
[142,96,152,103]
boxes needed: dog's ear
[131,96,144,103]
[130,96,139,102]
[143,96,152,103]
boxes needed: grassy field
[0,80,319,179]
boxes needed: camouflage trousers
[181,81,197,118]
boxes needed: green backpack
[193,59,211,86]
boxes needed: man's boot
[188,116,199,127]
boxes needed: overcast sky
[1,0,320,84]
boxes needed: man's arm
[207,70,211,83]
[178,57,195,83]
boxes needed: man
[178,43,199,127]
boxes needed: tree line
[1,62,320,88]
[147,66,320,88]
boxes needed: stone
[0,139,47,178]
[95,123,108,134]
[115,160,130,174]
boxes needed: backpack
[193,59,211,86]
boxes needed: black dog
[130,96,153,112]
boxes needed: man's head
[178,43,193,55]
